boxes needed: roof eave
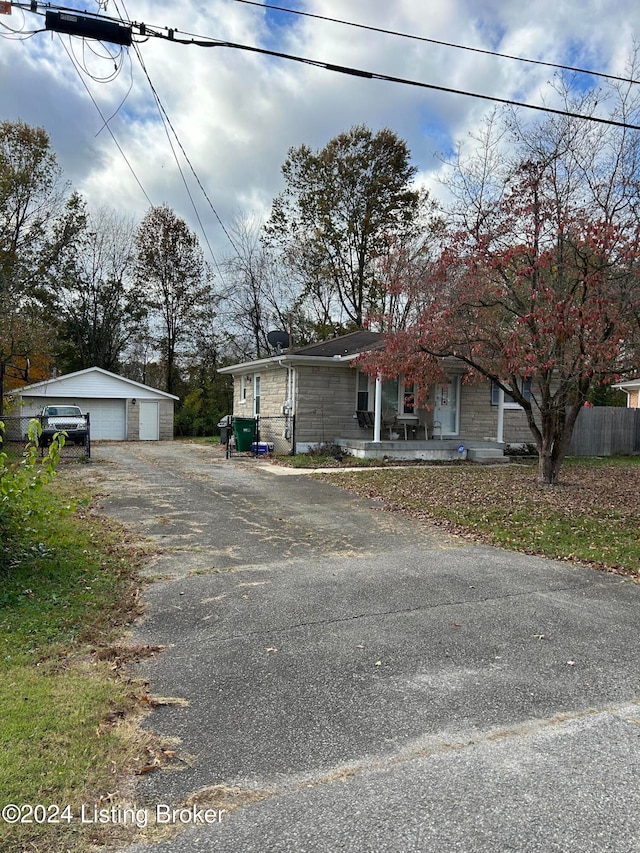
[218,353,363,374]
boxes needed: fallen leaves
[322,461,640,577]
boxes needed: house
[11,367,178,440]
[612,378,640,408]
[218,331,533,460]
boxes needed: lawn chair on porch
[382,410,400,440]
[356,410,375,429]
[355,410,399,439]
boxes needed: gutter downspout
[290,365,297,453]
[280,359,296,454]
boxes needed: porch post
[497,386,505,444]
[373,374,382,442]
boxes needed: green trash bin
[233,417,256,452]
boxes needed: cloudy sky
[3,0,640,267]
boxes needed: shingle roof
[291,330,384,358]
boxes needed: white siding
[13,368,177,440]
[22,373,162,399]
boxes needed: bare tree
[55,207,143,373]
[135,204,215,395]
[220,214,308,359]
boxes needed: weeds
[0,420,66,571]
[0,435,151,852]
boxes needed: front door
[433,378,459,436]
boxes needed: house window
[239,375,247,403]
[403,382,415,414]
[382,378,399,412]
[491,379,532,408]
[357,373,417,414]
[253,375,261,416]
[357,372,370,411]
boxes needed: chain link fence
[0,414,91,460]
[224,414,294,458]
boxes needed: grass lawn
[316,456,640,578]
[0,476,158,853]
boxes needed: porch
[336,437,508,462]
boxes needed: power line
[6,1,237,275]
[16,2,640,131]
[57,34,154,206]
[0,1,43,38]
[111,0,237,270]
[148,32,640,133]
[233,0,640,87]
[131,39,235,273]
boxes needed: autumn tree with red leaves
[363,81,640,484]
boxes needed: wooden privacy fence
[568,407,640,456]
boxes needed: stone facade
[159,400,175,440]
[295,364,362,445]
[229,361,537,451]
[233,368,289,417]
[126,399,139,440]
[459,381,532,445]
[125,399,174,440]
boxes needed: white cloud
[2,0,640,265]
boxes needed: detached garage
[14,367,178,441]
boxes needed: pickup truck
[39,405,88,446]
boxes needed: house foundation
[336,438,508,462]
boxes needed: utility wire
[132,40,234,272]
[233,0,640,87]
[111,0,238,270]
[57,34,154,206]
[94,57,134,132]
[15,3,640,132]
[0,2,43,39]
[148,32,640,132]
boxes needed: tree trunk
[538,447,561,485]
[537,399,583,485]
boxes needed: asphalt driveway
[81,442,640,853]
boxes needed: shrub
[306,442,349,459]
[0,420,65,570]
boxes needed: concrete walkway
[81,443,640,853]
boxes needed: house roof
[218,330,384,375]
[12,366,179,400]
[291,330,384,358]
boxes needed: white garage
[13,367,178,441]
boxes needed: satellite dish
[267,330,290,352]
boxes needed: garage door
[75,399,126,440]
